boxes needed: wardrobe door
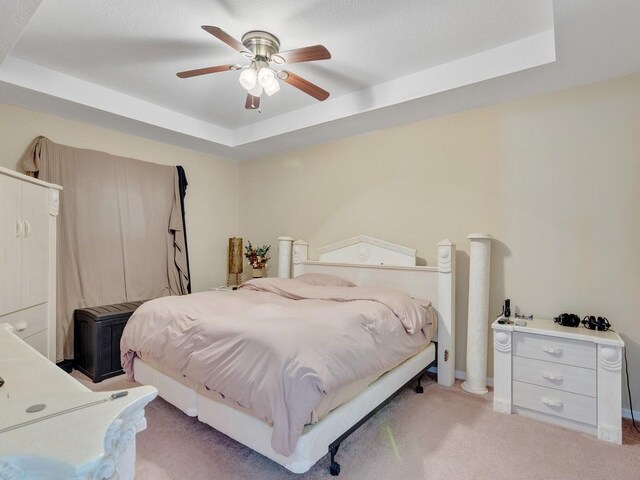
[20,182,50,308]
[0,174,22,316]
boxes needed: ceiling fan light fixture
[248,83,263,97]
[258,67,275,86]
[239,67,257,90]
[263,78,280,96]
[178,27,331,108]
[258,67,280,96]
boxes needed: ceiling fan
[177,26,331,110]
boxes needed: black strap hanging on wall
[176,166,192,294]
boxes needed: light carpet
[77,372,640,480]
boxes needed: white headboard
[277,235,456,387]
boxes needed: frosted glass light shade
[263,79,280,96]
[248,84,263,97]
[239,68,257,90]
[258,67,276,87]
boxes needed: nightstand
[492,318,624,443]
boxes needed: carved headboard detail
[317,235,416,266]
[277,235,456,388]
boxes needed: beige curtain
[21,136,189,361]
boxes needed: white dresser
[0,166,60,361]
[0,324,157,479]
[492,318,624,443]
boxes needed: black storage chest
[74,300,145,383]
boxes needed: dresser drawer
[513,356,596,397]
[513,332,595,369]
[513,380,596,425]
[0,303,48,340]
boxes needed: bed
[122,235,456,475]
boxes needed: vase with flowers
[244,241,271,278]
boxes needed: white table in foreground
[0,324,157,479]
[492,317,624,443]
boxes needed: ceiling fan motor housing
[241,31,280,60]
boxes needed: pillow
[295,273,356,287]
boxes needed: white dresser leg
[493,329,512,414]
[597,344,623,444]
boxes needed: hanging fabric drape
[21,136,190,361]
[176,166,191,294]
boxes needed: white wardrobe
[0,166,60,361]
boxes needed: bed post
[291,239,309,278]
[436,239,456,387]
[278,236,294,278]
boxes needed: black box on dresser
[74,301,145,382]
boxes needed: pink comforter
[121,278,436,455]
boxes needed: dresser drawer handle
[15,321,28,332]
[542,372,564,382]
[542,397,563,408]
[24,220,32,238]
[542,346,563,355]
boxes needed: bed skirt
[132,342,436,473]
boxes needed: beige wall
[1,73,638,409]
[240,73,640,408]
[0,103,239,292]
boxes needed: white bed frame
[133,235,456,475]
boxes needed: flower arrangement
[244,241,271,270]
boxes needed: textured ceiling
[0,0,42,63]
[9,0,550,128]
[0,0,639,160]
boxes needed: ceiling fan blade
[176,64,238,78]
[281,71,330,101]
[245,93,261,110]
[202,26,250,55]
[272,45,330,65]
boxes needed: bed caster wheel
[330,461,341,476]
[415,385,424,394]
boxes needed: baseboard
[453,369,495,388]
[427,366,494,388]
[622,408,640,420]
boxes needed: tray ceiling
[0,0,639,161]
